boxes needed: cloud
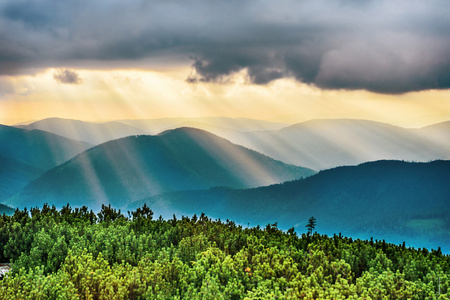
[53,69,82,84]
[1,0,450,93]
[0,79,15,96]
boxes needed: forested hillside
[131,160,450,253]
[0,205,448,299]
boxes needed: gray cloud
[1,0,450,93]
[53,69,82,84]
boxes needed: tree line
[0,204,448,299]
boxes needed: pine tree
[306,216,316,235]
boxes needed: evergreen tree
[306,216,316,235]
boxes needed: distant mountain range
[414,120,450,148]
[228,119,450,170]
[119,117,289,135]
[130,160,450,253]
[0,125,92,202]
[8,128,314,210]
[16,117,288,145]
[19,118,146,145]
[15,118,450,171]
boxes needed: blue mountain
[8,128,315,210]
[130,160,450,253]
[19,117,146,145]
[0,124,92,201]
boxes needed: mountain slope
[9,128,315,210]
[131,160,450,253]
[0,124,92,202]
[232,119,448,170]
[0,124,92,171]
[415,121,450,150]
[20,118,146,145]
[0,154,42,201]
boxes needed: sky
[1,0,450,127]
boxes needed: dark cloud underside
[1,0,450,94]
[53,69,82,84]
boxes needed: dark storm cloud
[187,48,286,84]
[1,0,450,93]
[53,69,82,84]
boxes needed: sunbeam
[1,68,449,128]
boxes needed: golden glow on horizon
[1,68,449,128]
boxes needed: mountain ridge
[0,124,92,202]
[7,127,315,210]
[231,118,449,170]
[14,117,450,171]
[129,160,450,253]
[119,117,289,134]
[0,124,92,170]
[19,117,146,145]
